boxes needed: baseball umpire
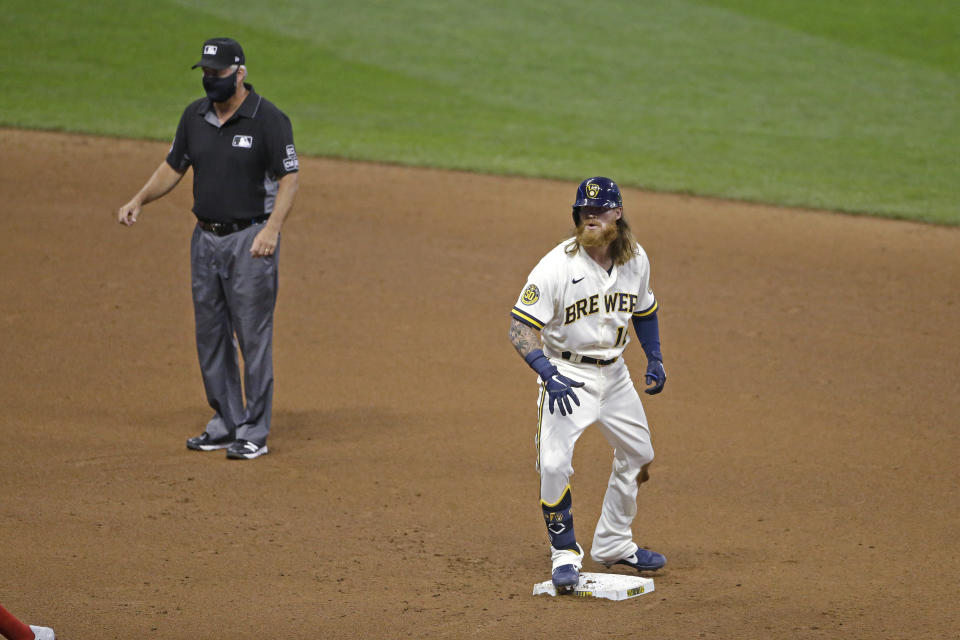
[508,177,667,592]
[118,37,300,460]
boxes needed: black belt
[196,214,269,236]
[561,351,618,366]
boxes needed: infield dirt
[2,129,958,639]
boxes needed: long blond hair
[564,217,639,265]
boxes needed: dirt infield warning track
[1,128,958,639]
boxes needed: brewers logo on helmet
[572,176,623,225]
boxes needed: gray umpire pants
[190,222,278,445]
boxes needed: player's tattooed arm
[509,318,542,358]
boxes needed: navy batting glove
[524,349,586,416]
[644,359,666,395]
[545,373,585,416]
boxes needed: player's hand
[118,199,141,226]
[644,359,666,395]
[545,373,585,416]
[250,226,279,257]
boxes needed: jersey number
[614,326,628,347]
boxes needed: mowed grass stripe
[2,0,957,223]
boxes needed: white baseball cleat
[29,625,56,640]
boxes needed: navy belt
[561,351,618,366]
[196,214,269,236]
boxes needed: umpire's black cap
[191,37,245,70]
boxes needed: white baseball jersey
[511,239,657,361]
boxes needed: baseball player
[508,177,667,592]
[117,37,299,460]
[0,601,54,640]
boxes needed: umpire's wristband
[524,349,558,381]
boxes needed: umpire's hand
[117,199,141,226]
[250,226,279,257]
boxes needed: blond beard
[576,220,618,248]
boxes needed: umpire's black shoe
[226,439,269,460]
[186,432,234,451]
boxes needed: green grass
[2,0,958,223]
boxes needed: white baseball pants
[536,357,654,565]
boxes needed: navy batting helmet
[572,177,622,225]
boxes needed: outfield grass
[2,0,957,224]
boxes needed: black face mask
[202,69,239,103]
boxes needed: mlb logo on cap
[192,37,245,70]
